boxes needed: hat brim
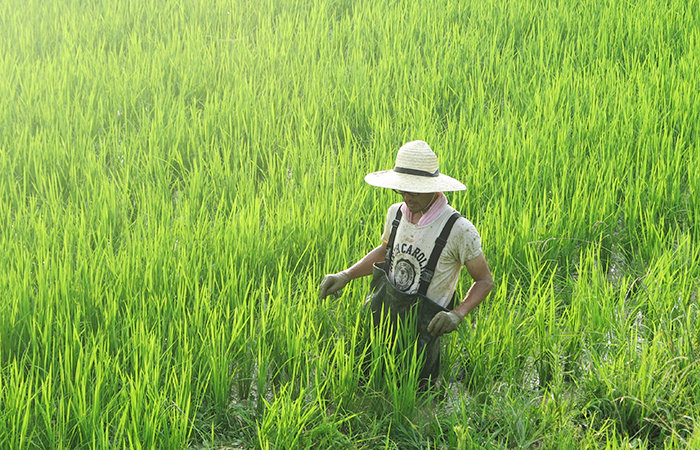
[364,170,466,193]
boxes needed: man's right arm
[345,241,387,280]
[318,242,387,299]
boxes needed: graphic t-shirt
[381,202,482,308]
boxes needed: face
[394,190,437,214]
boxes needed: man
[319,140,493,383]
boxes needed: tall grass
[0,0,698,448]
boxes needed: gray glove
[318,271,351,299]
[427,310,463,336]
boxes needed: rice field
[0,0,699,448]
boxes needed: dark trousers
[365,262,448,384]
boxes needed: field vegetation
[0,0,699,448]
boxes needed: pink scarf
[401,192,448,226]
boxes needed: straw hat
[364,140,466,193]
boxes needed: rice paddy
[0,0,699,448]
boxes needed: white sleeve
[451,218,482,264]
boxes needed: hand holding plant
[318,271,351,299]
[427,310,463,336]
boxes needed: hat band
[394,166,440,178]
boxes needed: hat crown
[395,140,439,173]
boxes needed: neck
[410,193,436,224]
[421,193,437,214]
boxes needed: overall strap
[384,207,403,271]
[417,212,462,296]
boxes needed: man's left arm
[453,252,493,318]
[427,252,493,336]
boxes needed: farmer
[318,140,493,384]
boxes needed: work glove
[318,271,351,299]
[427,310,463,337]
